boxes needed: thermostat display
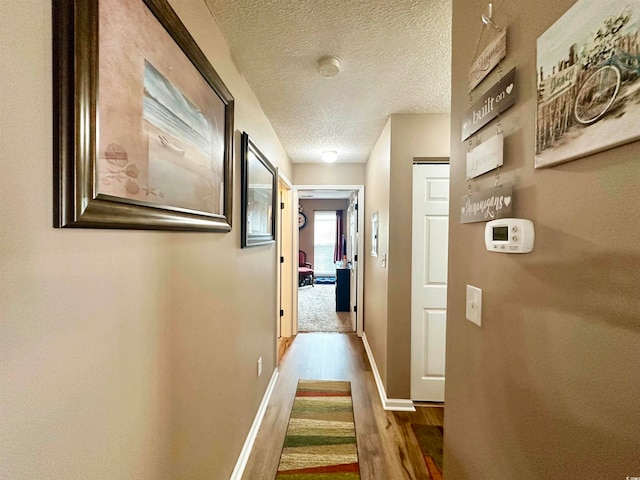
[485,218,534,253]
[492,226,508,242]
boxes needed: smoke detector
[317,56,341,78]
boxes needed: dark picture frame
[53,0,234,231]
[241,132,277,248]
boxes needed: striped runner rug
[275,380,360,479]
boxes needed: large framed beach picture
[53,0,234,231]
[536,0,640,168]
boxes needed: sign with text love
[467,132,504,179]
[461,67,516,141]
[460,182,513,224]
[468,29,507,92]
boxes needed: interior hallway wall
[0,1,291,479]
[293,163,365,186]
[364,114,450,399]
[364,119,392,388]
[387,114,450,398]
[446,1,640,478]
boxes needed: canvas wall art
[536,0,640,168]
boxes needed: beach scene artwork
[536,0,640,168]
[97,0,226,214]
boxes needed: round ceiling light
[317,56,341,78]
[322,150,338,163]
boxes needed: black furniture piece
[335,268,350,312]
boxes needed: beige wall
[446,1,640,478]
[387,114,451,397]
[293,163,365,185]
[298,199,349,269]
[364,119,392,387]
[363,115,451,398]
[0,1,290,479]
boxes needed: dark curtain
[334,210,346,262]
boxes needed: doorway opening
[293,186,363,337]
[298,202,350,333]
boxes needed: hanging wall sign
[461,67,516,141]
[460,182,513,224]
[467,132,504,179]
[468,29,507,92]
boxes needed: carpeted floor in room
[298,284,353,333]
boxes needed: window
[314,211,336,276]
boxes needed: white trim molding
[361,333,415,412]
[230,368,280,480]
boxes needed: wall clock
[298,211,307,229]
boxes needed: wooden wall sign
[467,132,504,179]
[538,64,578,103]
[461,67,516,141]
[460,183,513,224]
[468,29,507,92]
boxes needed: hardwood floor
[243,333,444,479]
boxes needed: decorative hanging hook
[481,3,503,31]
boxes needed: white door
[411,163,450,401]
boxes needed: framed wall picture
[53,0,234,231]
[370,211,379,257]
[536,0,640,168]
[241,132,277,248]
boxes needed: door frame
[291,184,365,338]
[277,171,294,341]
[410,159,450,402]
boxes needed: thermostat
[485,218,534,253]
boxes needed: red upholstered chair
[298,250,314,287]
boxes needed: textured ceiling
[204,0,451,163]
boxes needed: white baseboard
[230,368,279,480]
[361,332,415,412]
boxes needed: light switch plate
[466,285,482,326]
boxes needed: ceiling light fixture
[322,150,338,163]
[317,56,341,78]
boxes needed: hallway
[243,333,444,479]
